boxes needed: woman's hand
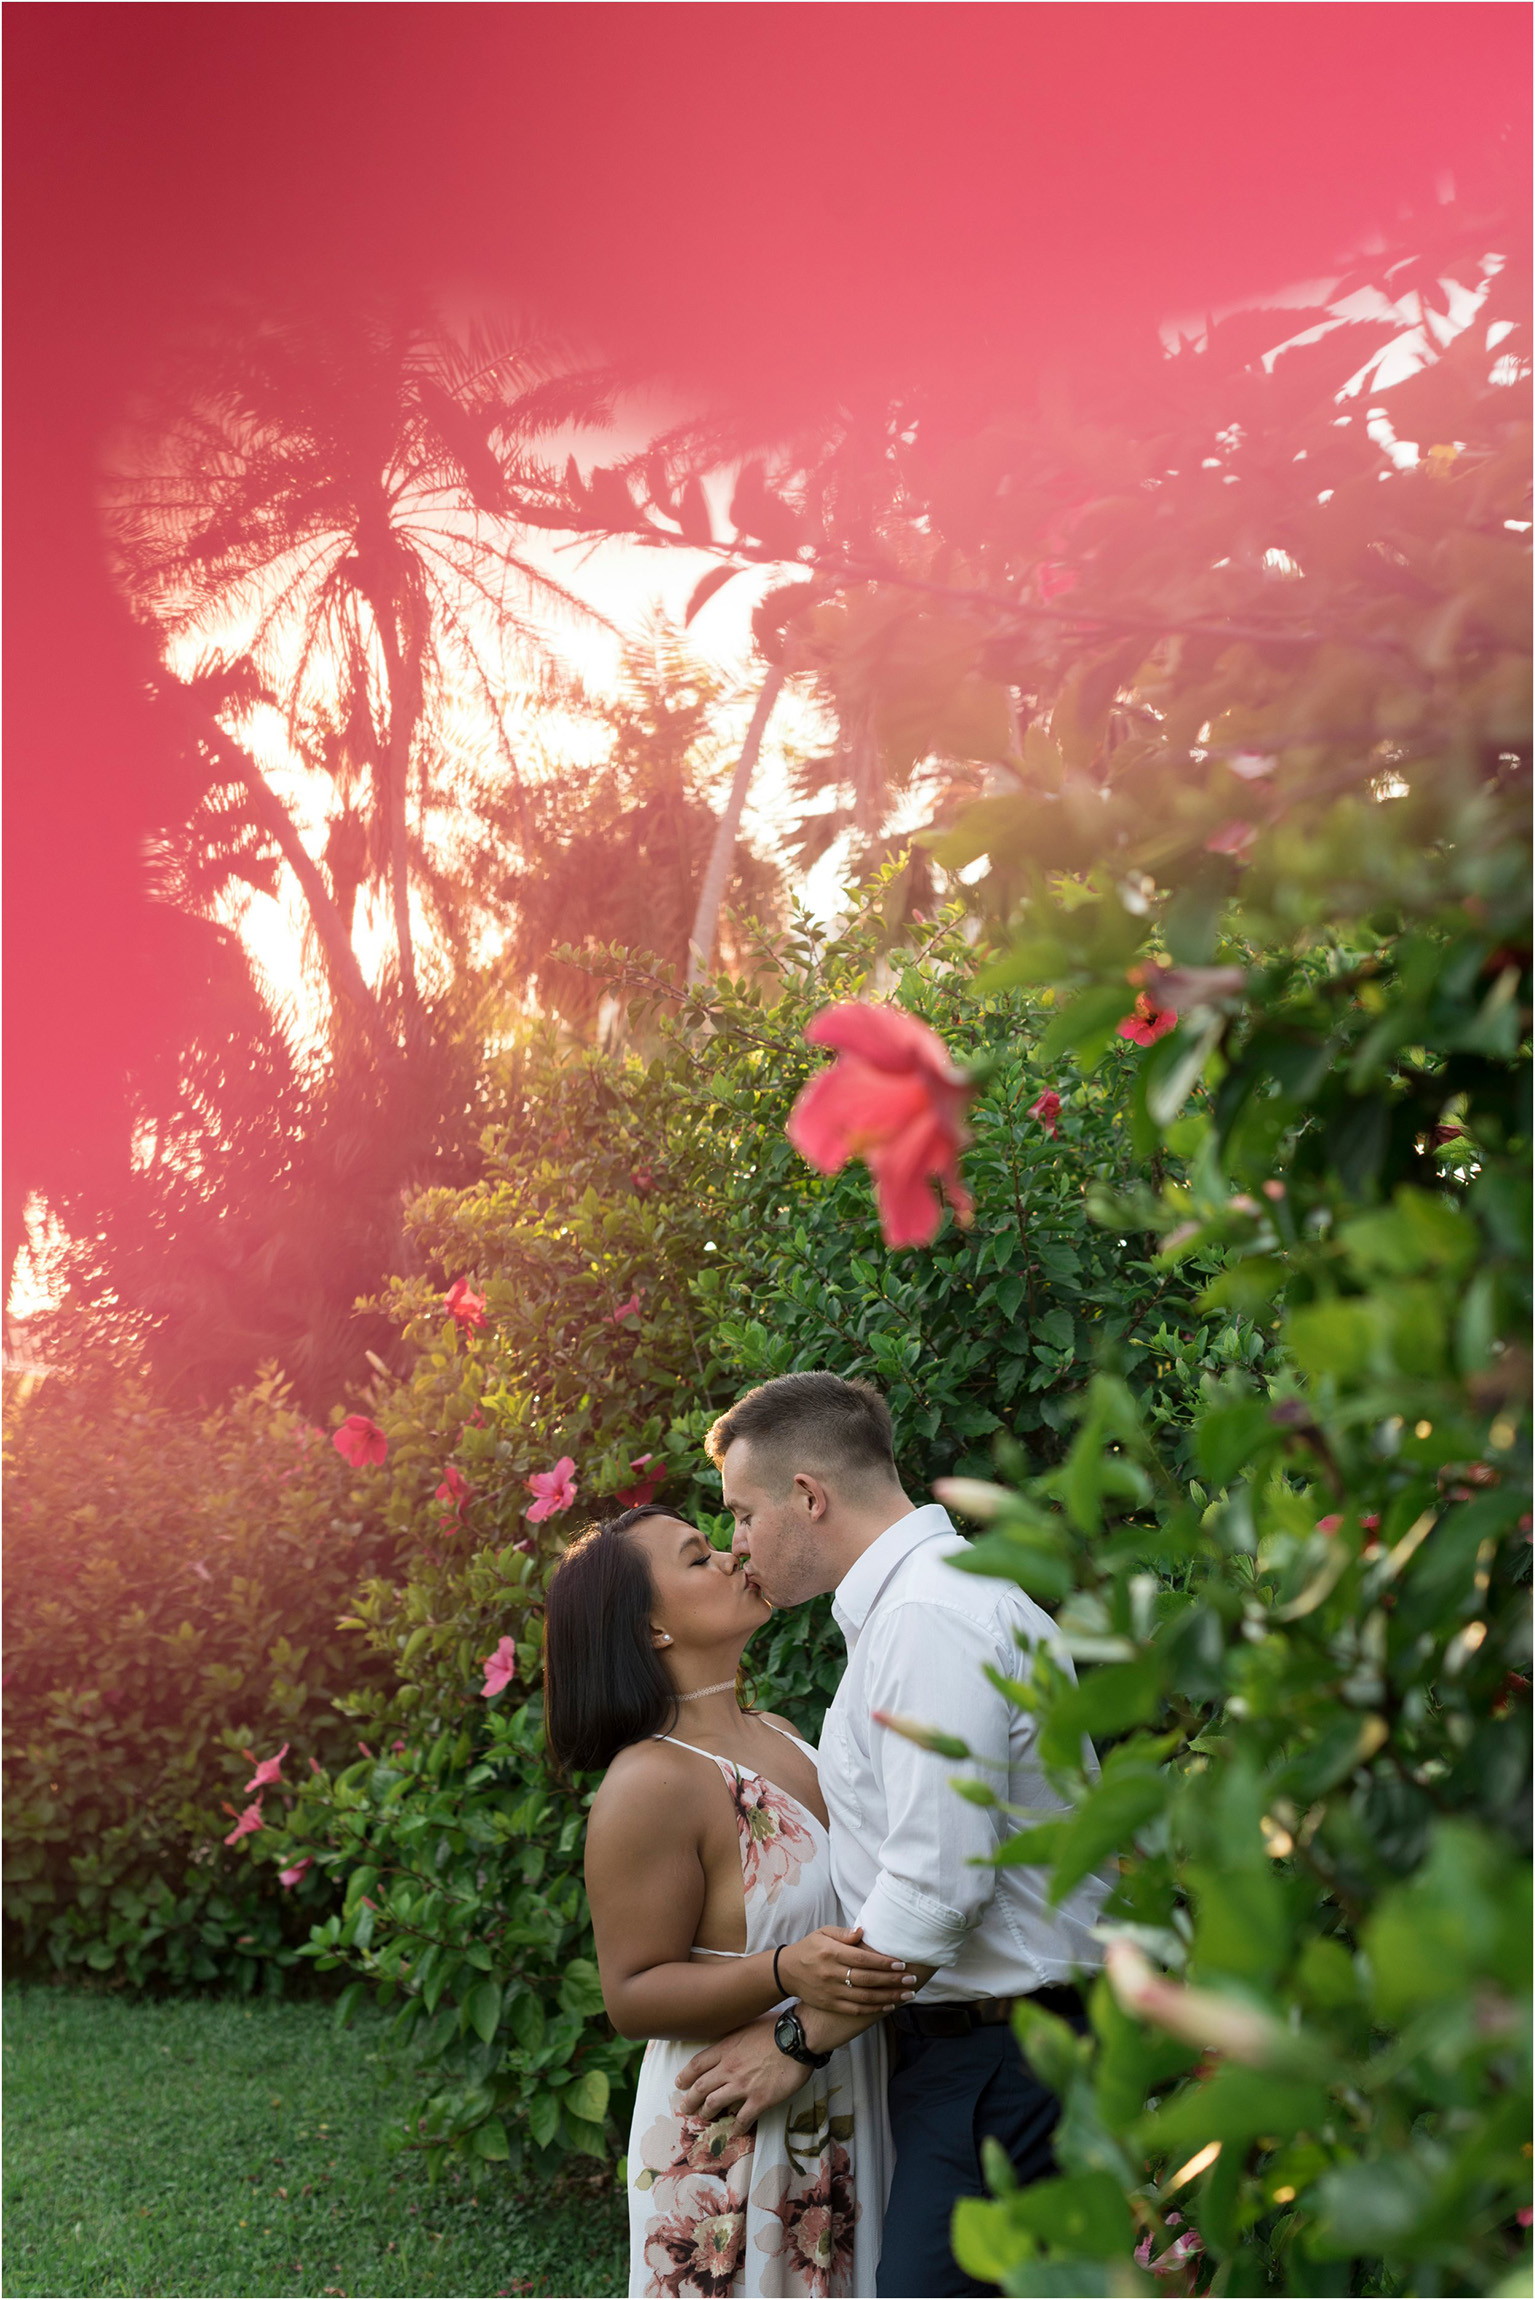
[776,1925,918,2017]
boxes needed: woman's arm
[586,1747,911,2041]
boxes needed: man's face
[721,1438,832,1609]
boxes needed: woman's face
[629,1516,770,1657]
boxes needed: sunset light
[5,11,1529,2297]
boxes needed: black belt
[890,1983,1085,2039]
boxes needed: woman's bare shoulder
[753,1708,812,1744]
[588,1736,711,1834]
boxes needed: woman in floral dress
[544,1505,907,2297]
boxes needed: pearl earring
[657,1632,673,1646]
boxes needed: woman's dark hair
[543,1504,686,1775]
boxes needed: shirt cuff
[855,1872,975,1968]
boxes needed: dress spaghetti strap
[652,1731,729,1765]
[758,1717,820,1764]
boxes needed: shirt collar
[832,1503,955,1641]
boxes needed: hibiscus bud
[872,1710,973,1761]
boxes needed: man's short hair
[705,1371,897,1496]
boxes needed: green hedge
[255,905,1228,2178]
[2,1367,399,1986]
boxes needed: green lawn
[2,1983,627,2299]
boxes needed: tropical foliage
[2,1366,400,1984]
[3,196,1527,2300]
[242,913,1227,2181]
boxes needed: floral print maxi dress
[627,1726,890,2299]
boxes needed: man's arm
[674,1962,937,2127]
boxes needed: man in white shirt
[675,1370,1106,2298]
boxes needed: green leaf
[1194,1398,1279,1490]
[1284,1298,1376,1379]
[564,2068,611,2125]
[527,2089,561,2150]
[1049,1765,1169,1901]
[951,2197,1031,2286]
[464,1978,503,2045]
[507,1989,546,2054]
[557,1958,607,2019]
[1006,2172,1135,2259]
[1311,2158,1426,2251]
[333,1980,365,2032]
[1137,2065,1326,2154]
[470,2115,510,2161]
[1040,985,1134,1069]
[1040,1654,1165,1771]
[1012,2000,1090,2098]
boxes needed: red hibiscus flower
[1117,994,1177,1047]
[526,1455,578,1522]
[435,1464,472,1520]
[1028,1089,1062,1137]
[333,1413,388,1468]
[788,1000,974,1249]
[631,1163,655,1195]
[617,1453,664,1507]
[445,1278,488,1333]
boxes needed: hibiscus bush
[1,1363,399,1986]
[755,229,1531,2295]
[253,911,1238,2178]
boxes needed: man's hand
[675,2016,808,2129]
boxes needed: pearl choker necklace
[676,1679,739,1702]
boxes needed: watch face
[774,2011,802,2055]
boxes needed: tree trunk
[686,667,785,988]
[165,681,400,1068]
[374,606,424,1049]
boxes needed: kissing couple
[543,1371,1107,2299]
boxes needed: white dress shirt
[818,1503,1107,2003]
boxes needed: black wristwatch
[773,2007,832,2070]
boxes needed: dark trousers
[875,2021,1071,2298]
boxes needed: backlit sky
[6,3,1527,1310]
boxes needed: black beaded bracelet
[772,1944,787,1998]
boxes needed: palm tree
[495,620,783,1033]
[105,302,608,1052]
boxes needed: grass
[2,1982,627,2299]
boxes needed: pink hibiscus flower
[1205,818,1257,857]
[223,1801,264,1846]
[445,1278,488,1333]
[481,1636,517,1699]
[1117,993,1177,1047]
[243,1743,288,1793]
[726,1770,816,1903]
[278,1855,313,1889]
[609,1292,643,1325]
[788,1001,974,1250]
[526,1456,578,1522]
[1028,1089,1062,1137]
[333,1414,388,1468]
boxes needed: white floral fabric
[626,1731,889,2297]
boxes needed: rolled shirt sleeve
[851,1598,1018,1970]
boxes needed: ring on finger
[844,1967,854,1988]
